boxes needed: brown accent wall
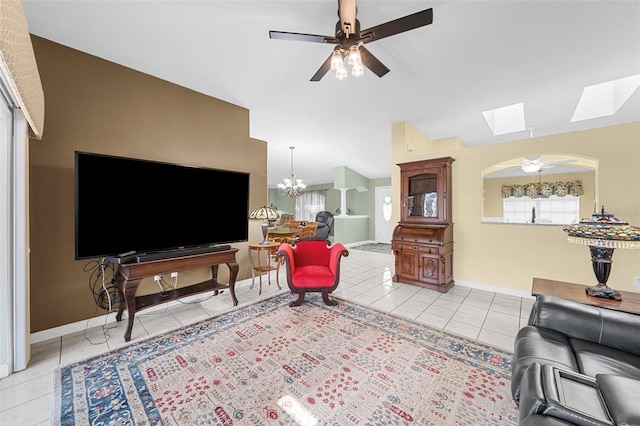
[29,36,267,332]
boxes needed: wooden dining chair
[297,223,317,239]
[276,213,293,227]
[288,220,301,230]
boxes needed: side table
[532,277,640,315]
[248,242,282,294]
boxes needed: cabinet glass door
[408,173,438,218]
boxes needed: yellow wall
[29,36,268,332]
[392,121,640,295]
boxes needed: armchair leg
[321,291,338,306]
[289,290,306,307]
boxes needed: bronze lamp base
[587,246,622,301]
[585,283,622,301]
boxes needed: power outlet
[154,275,161,282]
[170,272,178,278]
[635,276,640,292]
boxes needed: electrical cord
[82,258,121,345]
[84,258,120,311]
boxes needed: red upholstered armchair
[277,238,349,307]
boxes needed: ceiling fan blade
[358,8,433,44]
[493,163,519,168]
[359,46,390,78]
[310,52,333,82]
[269,30,337,44]
[547,159,577,164]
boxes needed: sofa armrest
[529,295,640,356]
[519,363,614,426]
[596,374,640,426]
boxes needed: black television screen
[75,151,250,260]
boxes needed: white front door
[375,186,393,243]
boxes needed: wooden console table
[114,248,239,341]
[532,277,640,315]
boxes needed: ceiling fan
[492,155,578,174]
[520,155,577,173]
[269,0,433,81]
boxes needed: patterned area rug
[351,243,392,254]
[52,294,518,425]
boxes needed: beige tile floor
[0,247,534,425]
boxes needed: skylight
[571,74,640,122]
[482,102,526,136]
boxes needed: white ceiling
[22,1,640,187]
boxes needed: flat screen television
[75,151,250,260]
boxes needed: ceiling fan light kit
[269,0,433,81]
[521,163,540,173]
[520,155,578,174]
[330,45,365,80]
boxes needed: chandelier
[331,45,364,80]
[278,146,306,198]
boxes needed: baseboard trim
[0,363,9,378]
[455,279,535,299]
[31,277,254,344]
[343,240,376,248]
[31,255,534,344]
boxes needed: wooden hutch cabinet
[392,157,454,292]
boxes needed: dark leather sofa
[512,295,640,425]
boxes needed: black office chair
[314,211,334,238]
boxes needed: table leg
[226,260,239,306]
[121,278,142,342]
[265,248,272,287]
[257,247,263,295]
[270,246,281,290]
[114,274,126,322]
[248,246,256,290]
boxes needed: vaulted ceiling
[22,1,640,186]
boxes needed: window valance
[502,180,584,198]
[0,0,45,138]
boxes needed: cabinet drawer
[394,243,440,254]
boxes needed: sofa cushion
[512,326,580,402]
[570,338,640,379]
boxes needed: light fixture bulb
[347,45,361,66]
[330,49,343,71]
[351,63,364,78]
[335,64,348,80]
